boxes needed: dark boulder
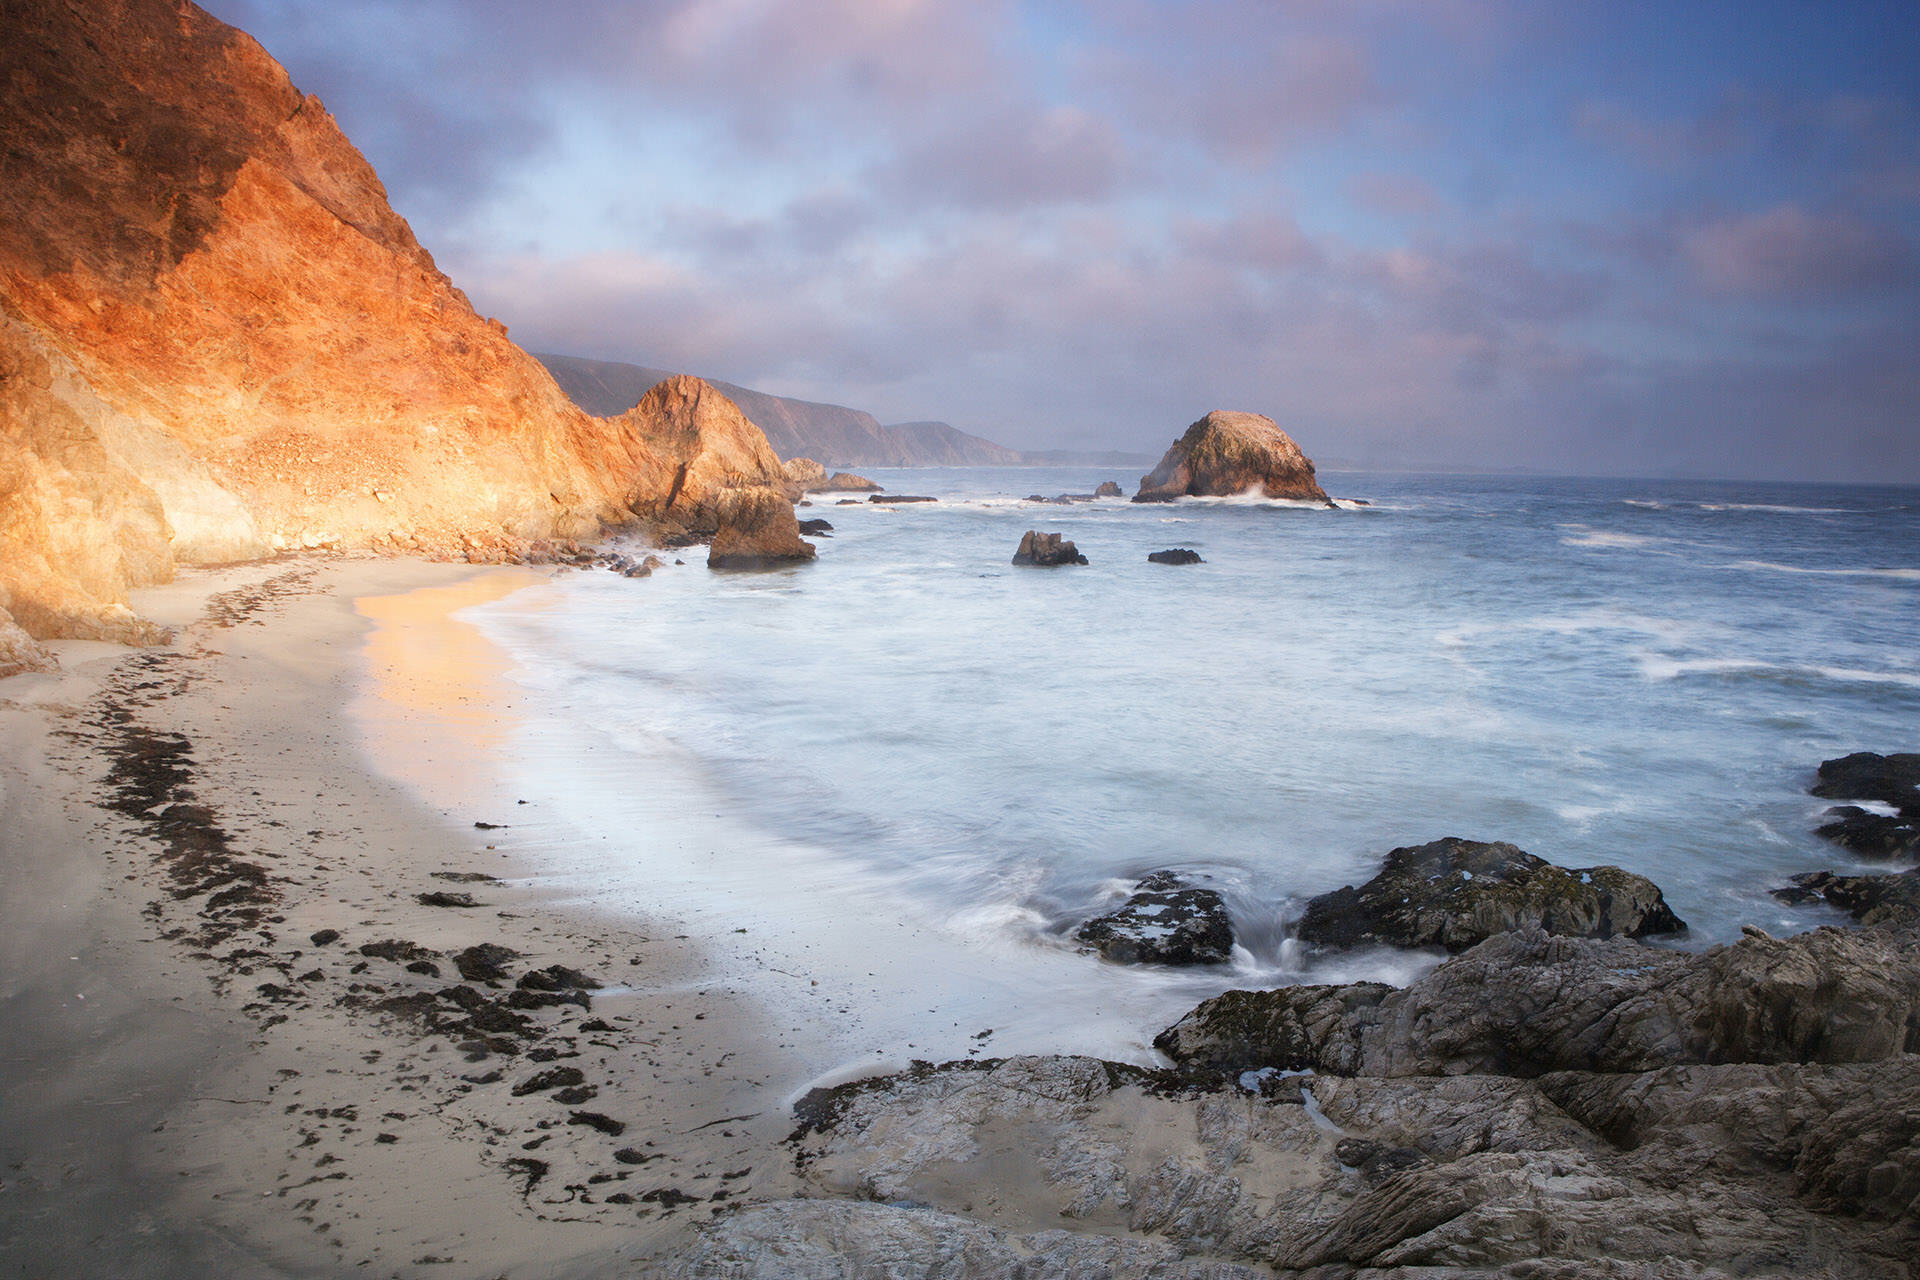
[796,518,834,536]
[869,494,936,504]
[1811,752,1920,813]
[1294,837,1686,953]
[1075,870,1234,966]
[1774,867,1920,929]
[1148,548,1203,565]
[1095,481,1123,498]
[1156,924,1920,1077]
[1012,530,1087,566]
[1816,806,1920,859]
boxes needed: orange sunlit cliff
[0,0,798,673]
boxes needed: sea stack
[1133,410,1330,504]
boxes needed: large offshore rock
[1132,410,1329,503]
[1810,752,1920,859]
[1294,836,1687,952]
[1156,925,1920,1077]
[706,487,816,570]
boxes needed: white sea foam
[1728,560,1920,581]
[1697,502,1845,515]
[1559,525,1660,550]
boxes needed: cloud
[1346,171,1442,217]
[877,106,1130,210]
[1682,206,1914,299]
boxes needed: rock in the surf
[1012,531,1087,566]
[1075,870,1234,966]
[1095,481,1123,498]
[707,487,817,570]
[1156,923,1920,1076]
[1774,867,1920,929]
[1293,837,1686,953]
[1132,410,1330,504]
[815,472,883,492]
[1810,752,1920,859]
[1147,548,1203,565]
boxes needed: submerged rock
[868,494,936,504]
[1132,410,1330,504]
[1075,870,1234,965]
[1147,548,1203,565]
[1011,530,1087,566]
[1294,836,1686,952]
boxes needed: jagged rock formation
[0,0,791,654]
[1811,752,1920,859]
[1133,410,1330,504]
[1011,530,1087,566]
[1076,871,1234,966]
[1156,925,1920,1076]
[782,457,829,491]
[1294,837,1686,952]
[707,487,816,570]
[538,353,1024,467]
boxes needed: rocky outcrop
[618,375,793,540]
[665,1045,1918,1277]
[1294,837,1686,952]
[1095,481,1123,498]
[1132,410,1330,504]
[814,472,881,492]
[1775,868,1920,929]
[1012,531,1087,566]
[0,0,792,651]
[1811,753,1920,859]
[1075,871,1234,966]
[1148,548,1203,565]
[707,488,816,570]
[0,607,56,676]
[1156,924,1920,1077]
[782,457,829,490]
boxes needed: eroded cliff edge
[0,0,795,655]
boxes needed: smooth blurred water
[463,469,1920,1068]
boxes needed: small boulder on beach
[1294,836,1686,953]
[1075,870,1234,966]
[1148,548,1203,565]
[1012,531,1087,566]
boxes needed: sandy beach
[0,556,809,1278]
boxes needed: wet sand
[0,556,806,1278]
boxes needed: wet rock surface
[1774,867,1920,928]
[1075,870,1235,966]
[1157,924,1920,1077]
[1811,753,1920,859]
[1011,530,1088,566]
[1294,836,1687,952]
[1148,547,1203,564]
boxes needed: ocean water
[458,469,1920,1079]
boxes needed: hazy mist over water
[464,468,1919,1068]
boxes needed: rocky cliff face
[0,0,790,651]
[1133,410,1330,503]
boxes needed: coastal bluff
[0,0,797,657]
[1134,409,1331,504]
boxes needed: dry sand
[0,556,809,1278]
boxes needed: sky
[200,0,1920,480]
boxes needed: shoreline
[3,549,1915,1278]
[0,555,809,1277]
